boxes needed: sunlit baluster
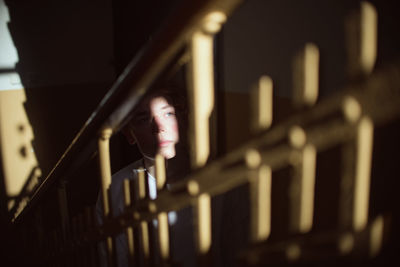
[137,167,147,200]
[341,2,377,232]
[155,153,170,262]
[187,180,212,260]
[246,149,272,242]
[187,11,226,168]
[196,193,212,255]
[251,76,273,133]
[293,43,320,108]
[158,212,170,261]
[97,128,115,266]
[340,97,374,233]
[186,11,227,263]
[248,75,273,241]
[98,128,113,217]
[353,116,374,231]
[290,43,319,234]
[339,98,359,230]
[155,153,166,190]
[137,169,150,261]
[369,215,384,257]
[252,165,272,241]
[288,126,316,233]
[346,1,377,78]
[339,142,356,232]
[123,179,135,266]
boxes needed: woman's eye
[165,111,176,117]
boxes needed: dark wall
[111,0,182,75]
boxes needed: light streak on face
[130,96,179,160]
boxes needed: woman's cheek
[172,122,179,140]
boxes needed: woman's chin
[160,147,176,159]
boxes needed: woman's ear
[121,125,136,145]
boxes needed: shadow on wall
[4,0,115,177]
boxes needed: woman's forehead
[134,95,173,115]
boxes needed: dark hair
[123,83,188,130]
[150,86,187,115]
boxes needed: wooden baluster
[71,216,79,266]
[155,154,171,263]
[187,11,227,169]
[98,128,113,217]
[187,180,212,263]
[97,128,116,266]
[155,154,166,190]
[293,43,320,108]
[339,97,374,257]
[84,206,97,267]
[186,11,227,266]
[248,71,274,242]
[251,76,273,133]
[369,215,385,257]
[353,116,374,231]
[246,149,272,242]
[57,179,69,265]
[288,126,317,233]
[77,212,85,267]
[123,179,136,266]
[346,1,377,79]
[340,97,374,232]
[137,168,151,264]
[339,98,359,232]
[289,39,319,234]
[196,194,212,256]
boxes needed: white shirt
[96,159,179,267]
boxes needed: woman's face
[129,96,179,160]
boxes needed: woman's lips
[159,140,173,147]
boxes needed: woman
[96,86,192,267]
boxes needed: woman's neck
[142,150,190,183]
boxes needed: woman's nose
[152,117,165,133]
